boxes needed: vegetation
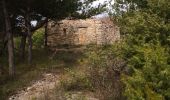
[114,0,170,99]
[84,45,125,100]
[0,0,102,76]
[0,0,170,100]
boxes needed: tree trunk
[2,0,15,76]
[25,10,32,65]
[0,32,6,56]
[44,20,48,47]
[20,34,27,59]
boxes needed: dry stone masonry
[47,18,120,47]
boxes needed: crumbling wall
[47,18,120,47]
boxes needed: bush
[60,68,92,91]
[85,45,126,100]
[32,28,44,48]
[122,41,170,100]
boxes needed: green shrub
[14,37,21,50]
[60,68,92,91]
[122,41,170,100]
[32,28,44,48]
[85,44,125,100]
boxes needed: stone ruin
[47,17,120,47]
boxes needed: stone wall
[47,18,120,47]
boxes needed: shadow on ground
[0,46,85,99]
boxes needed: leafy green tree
[112,0,170,99]
[11,0,101,64]
[121,39,170,99]
[1,0,103,75]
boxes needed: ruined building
[47,18,120,47]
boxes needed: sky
[93,0,107,6]
[92,0,114,18]
[32,0,114,26]
[92,0,114,7]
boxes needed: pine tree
[113,0,170,99]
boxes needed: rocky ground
[8,72,98,100]
[9,73,60,100]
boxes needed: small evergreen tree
[112,0,170,99]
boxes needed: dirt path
[9,73,60,100]
[8,72,98,100]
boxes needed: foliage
[112,0,170,100]
[14,37,21,50]
[32,28,45,48]
[121,39,170,100]
[60,68,91,91]
[0,48,73,99]
[84,45,125,100]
